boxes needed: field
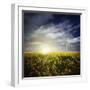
[24,52,80,77]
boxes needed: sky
[23,11,80,52]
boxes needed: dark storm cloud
[23,12,80,52]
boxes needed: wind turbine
[64,39,71,51]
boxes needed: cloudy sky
[23,11,80,52]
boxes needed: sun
[39,44,57,54]
[41,47,51,54]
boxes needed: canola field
[24,52,80,77]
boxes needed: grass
[24,52,80,77]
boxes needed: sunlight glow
[41,47,51,54]
[39,44,54,54]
